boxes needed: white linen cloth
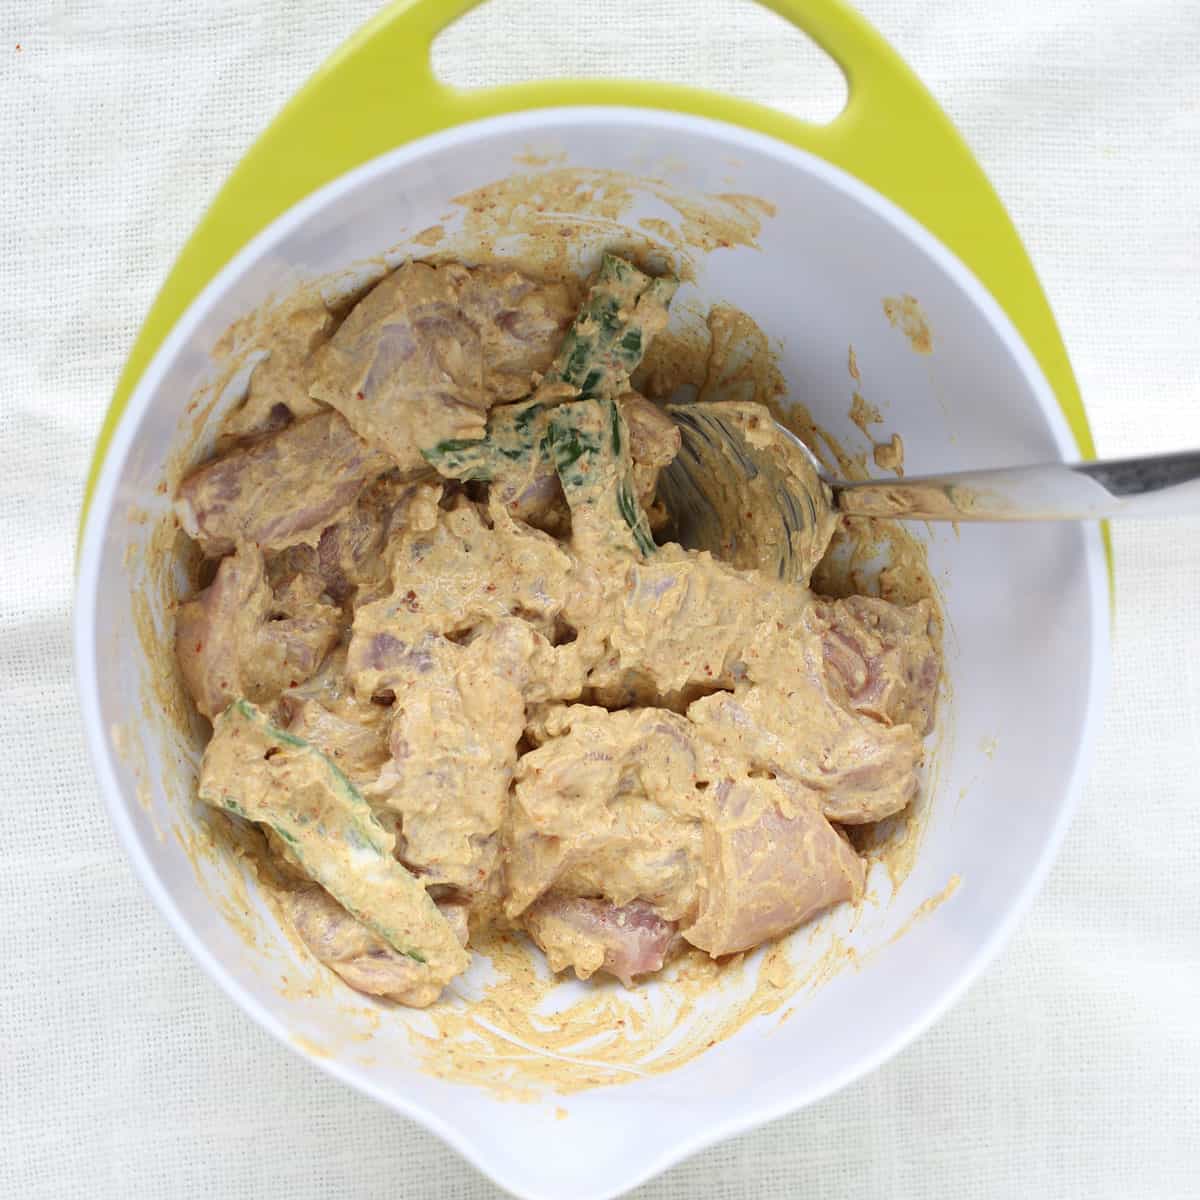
[2,1,1197,1196]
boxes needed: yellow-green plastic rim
[83,0,1110,586]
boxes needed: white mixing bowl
[75,108,1108,1199]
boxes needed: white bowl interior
[76,110,1107,1200]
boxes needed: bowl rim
[74,105,1111,1200]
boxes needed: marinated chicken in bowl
[176,254,941,1008]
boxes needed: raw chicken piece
[689,688,922,826]
[523,894,679,987]
[499,468,569,535]
[175,554,250,720]
[566,546,794,710]
[220,291,333,439]
[687,616,925,826]
[280,694,391,786]
[366,621,580,900]
[175,546,341,719]
[368,634,520,896]
[254,571,344,695]
[266,477,444,610]
[506,705,706,922]
[358,496,571,638]
[683,777,865,957]
[432,896,472,948]
[309,262,574,470]
[458,265,577,402]
[314,476,442,606]
[813,595,940,735]
[512,702,868,966]
[346,495,578,699]
[176,411,390,556]
[311,475,405,604]
[279,885,461,1006]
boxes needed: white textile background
[2,1,1198,1197]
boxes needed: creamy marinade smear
[175,255,941,1009]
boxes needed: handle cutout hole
[432,0,848,126]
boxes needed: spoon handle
[833,450,1200,521]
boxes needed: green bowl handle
[86,0,1096,544]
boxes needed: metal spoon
[659,401,1200,580]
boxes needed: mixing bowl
[74,3,1109,1197]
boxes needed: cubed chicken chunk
[523,894,680,987]
[280,885,464,1007]
[309,262,574,471]
[813,595,940,735]
[683,776,865,957]
[175,546,341,719]
[176,411,390,556]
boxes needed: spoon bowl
[661,402,1200,581]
